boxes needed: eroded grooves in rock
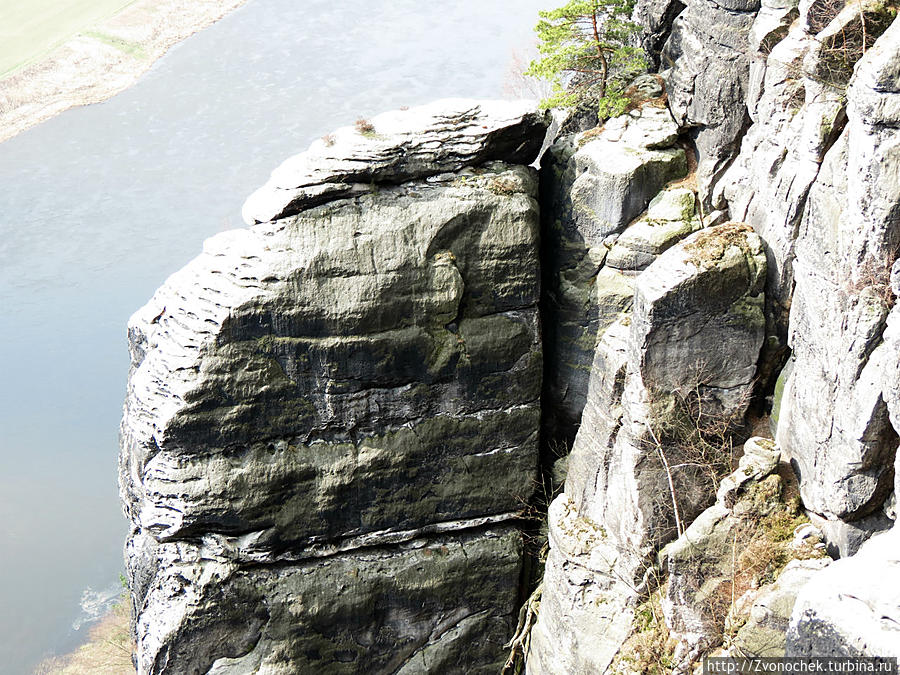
[662,0,758,203]
[713,0,892,380]
[120,100,549,673]
[242,99,550,225]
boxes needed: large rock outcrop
[540,103,687,441]
[714,0,898,376]
[119,99,549,674]
[118,4,900,669]
[660,0,758,202]
[786,294,900,656]
[775,13,900,550]
[714,0,844,344]
[242,99,549,225]
[528,222,767,674]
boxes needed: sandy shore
[0,0,248,144]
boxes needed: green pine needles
[526,0,647,118]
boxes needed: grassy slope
[0,0,135,76]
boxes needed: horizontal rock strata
[120,100,549,674]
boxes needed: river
[0,1,546,671]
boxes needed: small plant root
[502,582,544,674]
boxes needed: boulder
[605,188,701,273]
[659,440,833,668]
[660,442,782,665]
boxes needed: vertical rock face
[528,222,767,674]
[786,303,900,656]
[529,1,900,670]
[787,525,900,658]
[715,0,843,340]
[540,104,686,441]
[776,15,900,544]
[661,0,758,202]
[119,100,549,674]
[714,0,899,370]
[767,14,900,651]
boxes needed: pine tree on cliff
[526,0,646,118]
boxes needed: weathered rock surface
[633,0,686,67]
[713,0,900,382]
[540,105,687,440]
[658,439,829,666]
[528,223,767,673]
[787,526,900,658]
[786,301,900,657]
[120,102,549,673]
[731,557,831,658]
[525,492,637,675]
[119,6,900,669]
[661,0,758,202]
[660,445,783,667]
[605,188,701,273]
[715,0,845,342]
[242,99,550,224]
[776,15,900,533]
[133,526,522,675]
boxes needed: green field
[0,0,135,76]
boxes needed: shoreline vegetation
[0,0,248,144]
[33,597,132,674]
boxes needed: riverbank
[33,599,132,674]
[0,0,247,144]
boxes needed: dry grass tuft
[354,118,376,136]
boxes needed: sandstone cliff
[120,5,900,672]
[527,0,900,670]
[120,100,549,673]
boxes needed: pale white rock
[729,558,831,658]
[716,437,781,509]
[570,110,685,239]
[541,112,686,439]
[712,1,900,373]
[526,494,637,675]
[787,526,900,657]
[241,98,549,224]
[660,450,828,667]
[776,17,900,533]
[605,188,702,273]
[662,0,758,202]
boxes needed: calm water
[0,1,546,671]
